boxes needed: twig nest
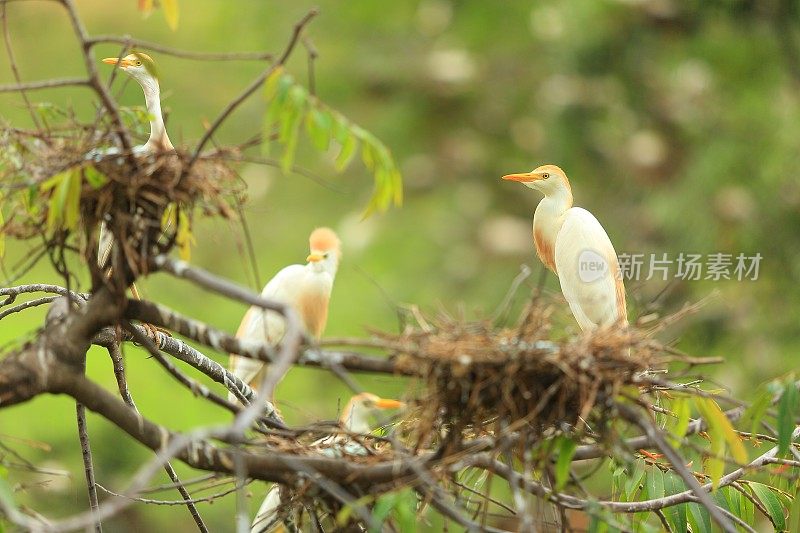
[384,306,654,445]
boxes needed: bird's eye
[542,173,550,179]
[323,252,330,259]
[135,61,142,66]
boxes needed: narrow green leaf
[624,460,646,500]
[788,482,800,533]
[687,502,711,533]
[83,165,108,189]
[554,436,578,490]
[645,466,665,500]
[750,482,787,531]
[695,397,748,465]
[744,388,772,444]
[305,106,332,151]
[0,197,5,259]
[394,488,416,533]
[263,66,285,102]
[663,473,688,533]
[777,379,799,456]
[667,397,691,446]
[335,129,358,171]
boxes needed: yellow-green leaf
[554,436,577,490]
[335,129,358,171]
[667,398,691,446]
[161,0,179,30]
[695,397,747,465]
[0,197,5,259]
[305,107,332,151]
[83,165,108,189]
[263,67,285,102]
[175,209,194,261]
[777,378,799,456]
[43,169,80,233]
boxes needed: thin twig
[107,343,210,532]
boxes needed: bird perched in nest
[229,228,341,404]
[502,165,627,331]
[96,52,174,273]
[101,52,173,154]
[250,392,404,533]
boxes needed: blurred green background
[2,0,799,530]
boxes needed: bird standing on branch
[502,165,627,330]
[229,228,341,403]
[97,52,174,272]
[250,392,404,532]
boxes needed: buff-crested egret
[502,165,627,330]
[229,228,341,403]
[250,392,404,532]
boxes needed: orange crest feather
[309,227,341,254]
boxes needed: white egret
[502,164,627,330]
[250,392,404,533]
[229,228,341,403]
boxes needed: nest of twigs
[387,303,658,445]
[1,124,240,279]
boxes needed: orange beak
[306,253,324,263]
[102,57,134,68]
[374,398,404,410]
[501,172,539,183]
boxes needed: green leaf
[263,66,285,102]
[0,195,5,259]
[554,436,577,490]
[161,0,179,30]
[394,488,417,533]
[335,128,358,171]
[667,397,691,446]
[744,387,772,443]
[695,396,748,485]
[645,466,665,500]
[305,106,332,151]
[371,492,397,532]
[624,460,646,500]
[777,379,798,456]
[175,209,194,261]
[687,502,711,533]
[663,473,688,533]
[750,482,787,531]
[83,165,108,189]
[43,169,81,233]
[788,482,800,533]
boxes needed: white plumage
[503,164,626,330]
[229,228,341,403]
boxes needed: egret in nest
[96,52,174,275]
[229,228,341,404]
[502,165,627,330]
[250,392,404,533]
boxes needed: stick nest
[386,303,658,444]
[1,124,241,278]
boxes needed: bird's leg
[128,282,172,342]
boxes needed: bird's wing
[97,221,114,269]
[554,207,626,330]
[228,265,305,401]
[250,484,281,533]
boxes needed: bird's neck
[342,406,372,434]
[533,190,573,242]
[139,78,173,152]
